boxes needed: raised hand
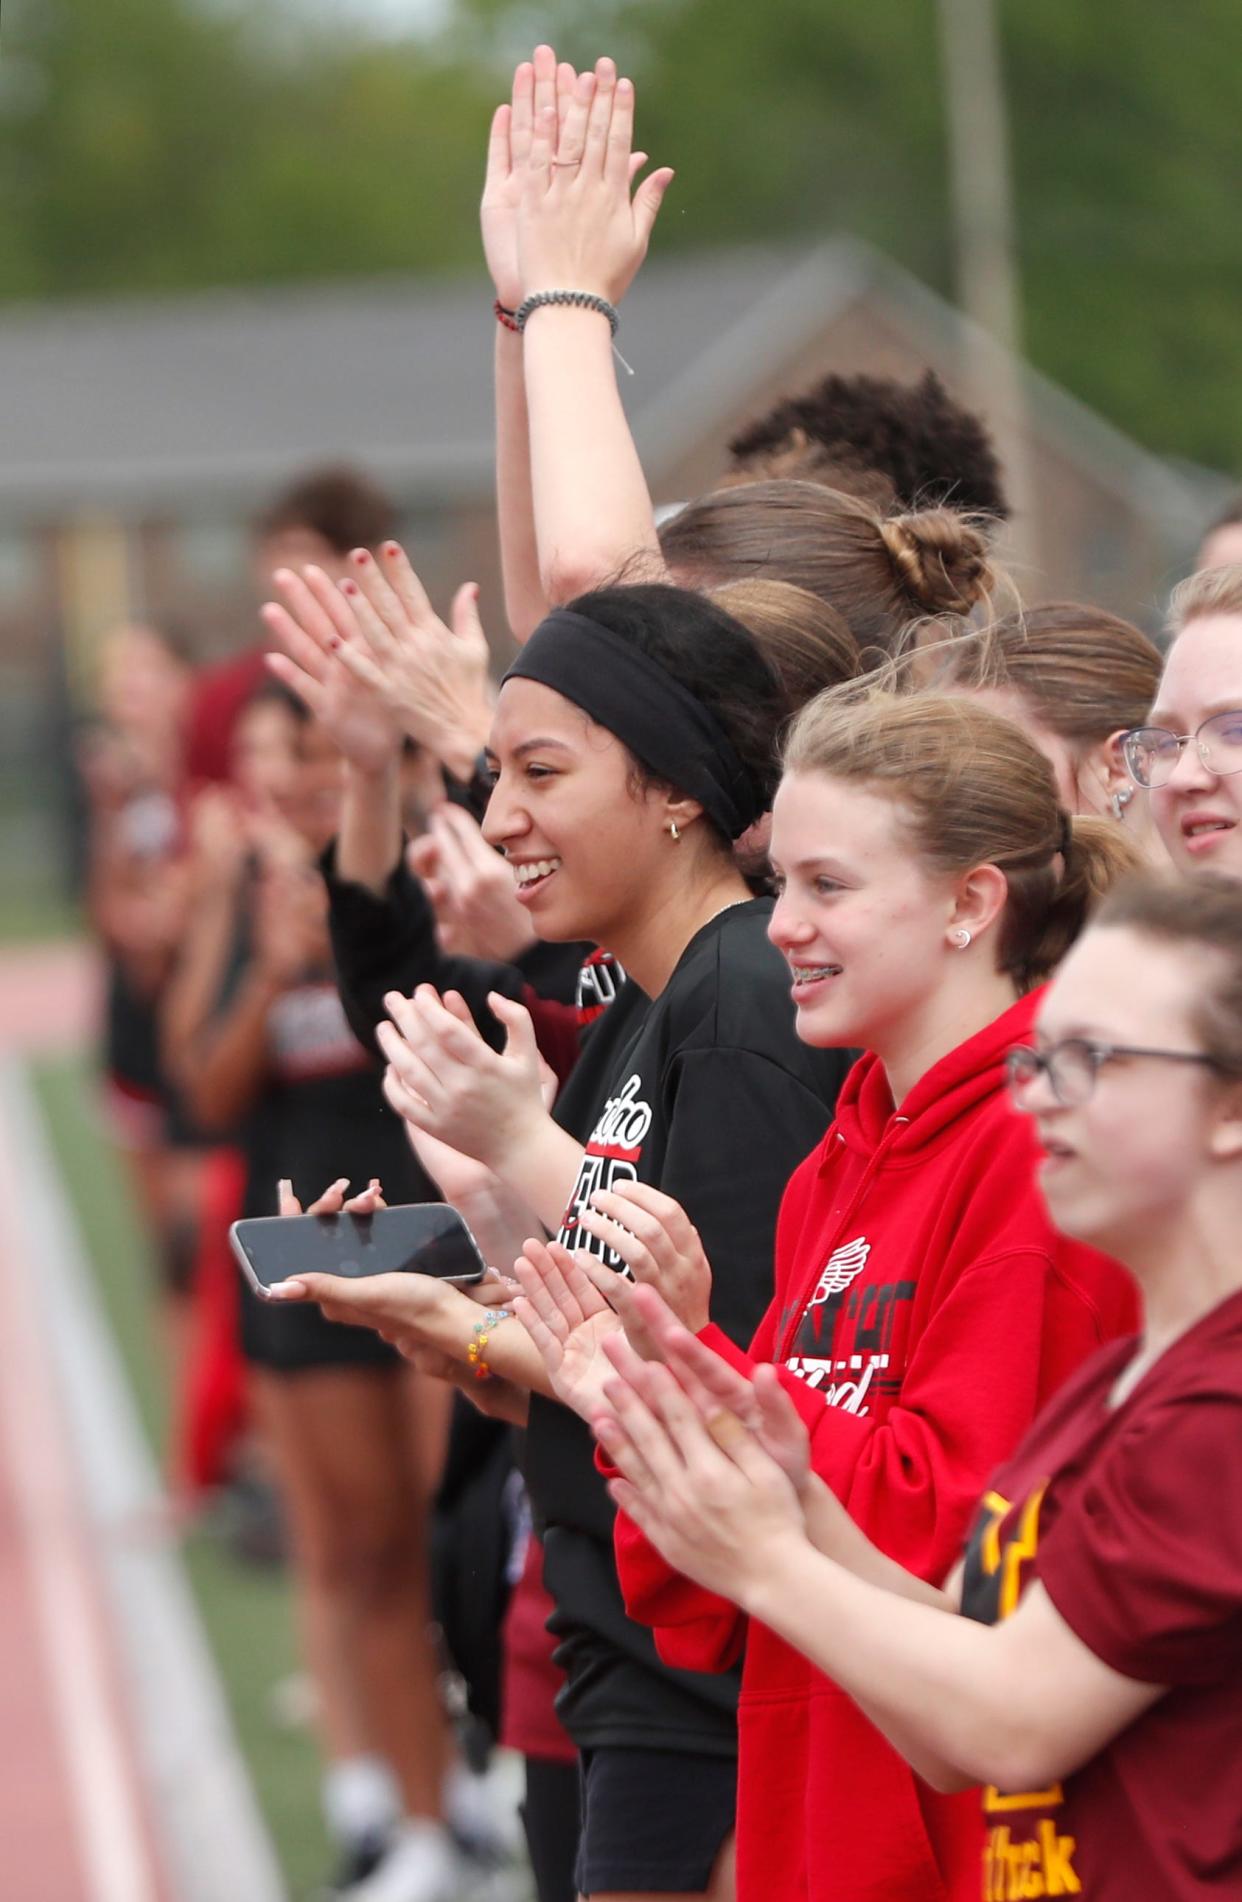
[327,545,495,781]
[482,49,579,312]
[512,1235,622,1420]
[575,1181,713,1332]
[261,566,401,775]
[516,55,674,307]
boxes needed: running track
[0,943,281,1902]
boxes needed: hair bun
[878,509,993,616]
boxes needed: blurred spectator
[185,466,398,785]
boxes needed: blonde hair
[709,579,862,713]
[1168,563,1242,638]
[659,480,997,660]
[783,688,1142,988]
[926,603,1163,749]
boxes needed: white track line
[0,1059,286,1902]
[0,1064,158,1902]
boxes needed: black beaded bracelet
[515,289,620,337]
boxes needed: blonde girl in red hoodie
[514,687,1140,1902]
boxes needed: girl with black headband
[272,583,854,1902]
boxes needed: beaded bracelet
[514,289,620,336]
[466,1307,514,1382]
[493,299,521,333]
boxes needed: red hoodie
[610,990,1138,1902]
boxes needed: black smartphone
[229,1203,488,1301]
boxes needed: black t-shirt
[529,899,854,1754]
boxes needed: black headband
[503,610,765,839]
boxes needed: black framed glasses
[1007,1038,1222,1108]
[1122,710,1242,789]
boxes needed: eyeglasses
[1007,1038,1222,1108]
[1122,710,1242,789]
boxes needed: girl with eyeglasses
[515,686,1140,1902]
[593,872,1242,1902]
[1121,564,1242,878]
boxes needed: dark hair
[784,687,1142,989]
[1096,874,1242,1078]
[927,604,1163,750]
[253,464,397,555]
[243,678,311,726]
[727,370,1009,521]
[564,582,786,842]
[659,480,996,660]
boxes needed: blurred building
[0,236,1222,898]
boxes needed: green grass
[30,1053,332,1899]
[0,882,83,947]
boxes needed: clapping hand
[591,1335,809,1605]
[406,804,536,963]
[377,983,549,1174]
[262,565,403,776]
[511,1235,623,1421]
[573,1181,713,1333]
[327,546,494,782]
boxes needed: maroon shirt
[960,1287,1242,1900]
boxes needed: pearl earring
[668,821,681,842]
[951,928,972,949]
[1110,786,1134,821]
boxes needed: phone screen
[230,1204,488,1296]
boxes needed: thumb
[754,1364,806,1458]
[487,989,539,1066]
[632,167,674,247]
[450,580,486,644]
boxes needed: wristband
[514,290,620,337]
[466,1307,514,1381]
[493,299,520,333]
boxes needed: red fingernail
[383,541,400,558]
[352,548,370,565]
[341,579,358,596]
[329,633,343,648]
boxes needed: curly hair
[726,369,1010,522]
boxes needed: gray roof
[0,236,1208,531]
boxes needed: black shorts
[238,1270,401,1373]
[575,1746,736,1897]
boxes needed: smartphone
[229,1203,488,1301]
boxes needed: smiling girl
[594,872,1242,1902]
[274,582,854,1902]
[1121,564,1242,877]
[530,685,1142,1902]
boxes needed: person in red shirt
[184,465,398,786]
[514,686,1141,1902]
[590,869,1242,1902]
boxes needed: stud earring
[1110,786,1134,821]
[951,928,972,949]
[668,821,681,842]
